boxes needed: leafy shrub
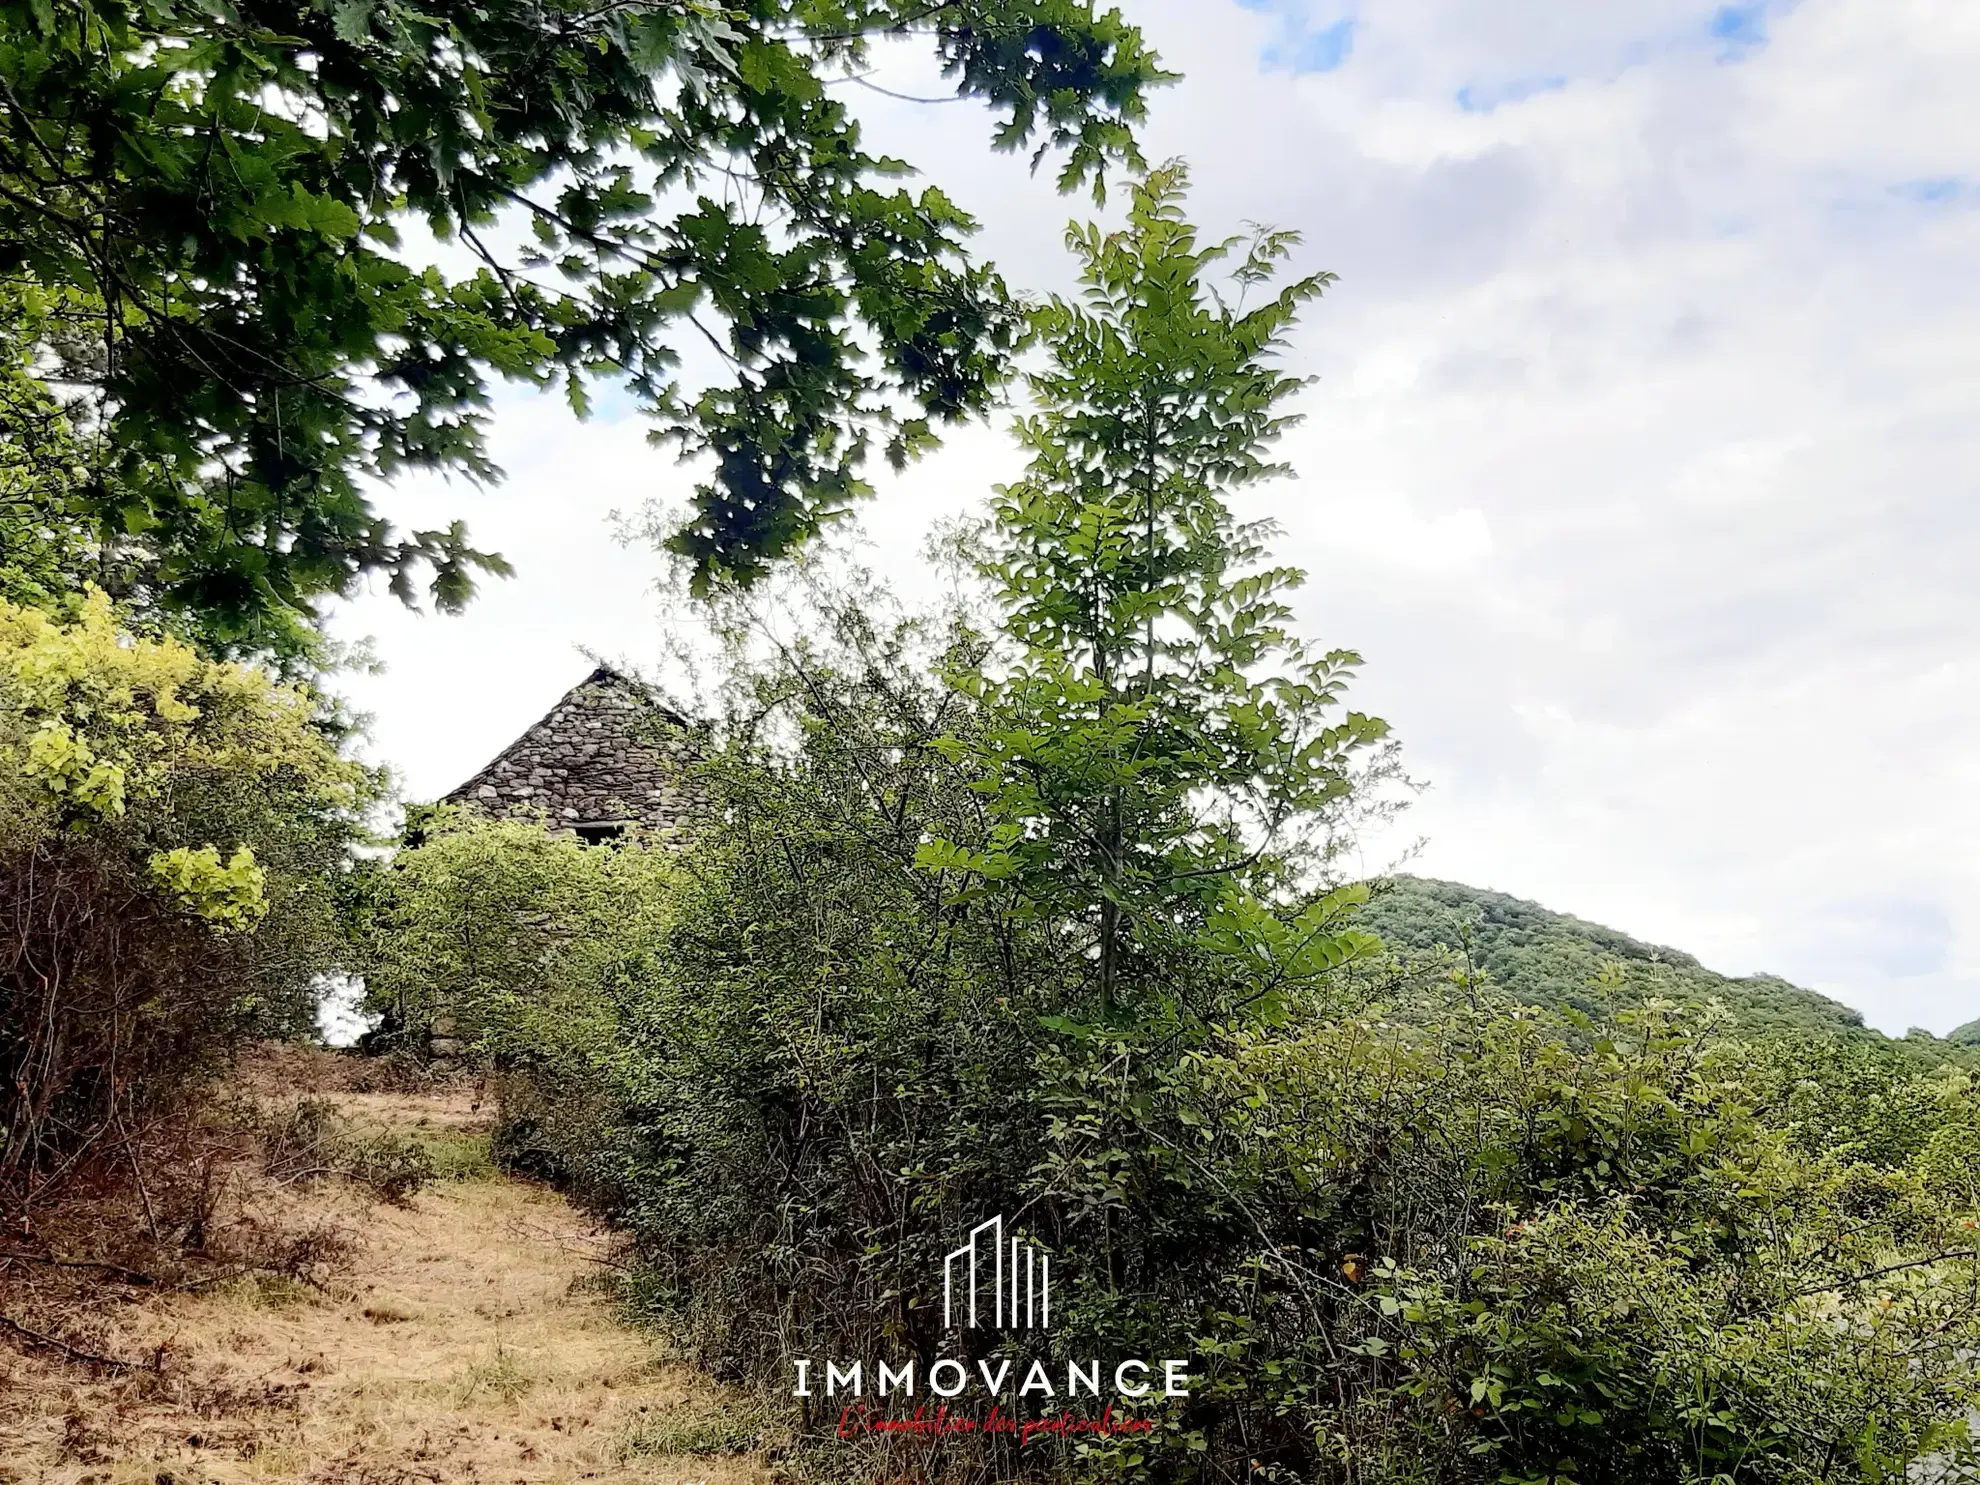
[344,1131,437,1207]
[480,655,1980,1480]
[361,809,680,1213]
[362,808,676,1052]
[0,591,377,1210]
[1116,1001,1980,1482]
[503,666,1980,1481]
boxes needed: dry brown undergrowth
[0,1054,773,1485]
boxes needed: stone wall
[442,666,701,837]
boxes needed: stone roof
[443,666,699,837]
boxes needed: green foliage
[414,1128,498,1184]
[0,340,110,613]
[1735,1030,1980,1172]
[362,808,677,1049]
[500,566,1067,1354]
[929,162,1394,1019]
[0,0,1170,652]
[1045,999,1980,1483]
[1360,876,1976,1061]
[343,1129,438,1206]
[468,569,1980,1483]
[0,587,368,837]
[0,590,380,1203]
[148,843,271,931]
[490,650,1980,1481]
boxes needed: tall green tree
[923,162,1394,1019]
[0,0,1168,655]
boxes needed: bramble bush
[0,590,378,1212]
[384,171,1980,1483]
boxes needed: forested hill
[1359,876,1929,1047]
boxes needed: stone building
[443,665,700,842]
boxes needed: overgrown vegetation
[368,172,1980,1484]
[0,591,378,1217]
[20,8,1963,1476]
[253,1093,468,1206]
[361,809,677,1052]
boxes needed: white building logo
[943,1215,1050,1330]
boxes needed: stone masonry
[442,666,700,838]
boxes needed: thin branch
[1782,1249,1978,1302]
[0,1250,156,1286]
[0,1312,159,1372]
[847,76,965,105]
[797,2,957,45]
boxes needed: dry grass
[233,1043,467,1104]
[0,1076,775,1485]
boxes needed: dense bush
[474,613,1980,1481]
[361,807,676,1045]
[0,591,377,1210]
[359,808,681,1192]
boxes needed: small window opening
[573,822,627,846]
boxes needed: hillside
[1360,876,1931,1047]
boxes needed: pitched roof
[443,666,698,832]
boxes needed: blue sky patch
[1710,4,1768,58]
[1456,76,1567,114]
[1276,16,1356,74]
[1236,0,1358,76]
[1892,177,1967,207]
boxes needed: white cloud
[328,0,1980,1034]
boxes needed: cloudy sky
[326,0,1980,1036]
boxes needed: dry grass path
[0,1085,771,1485]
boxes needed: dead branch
[0,1310,161,1372]
[0,1249,157,1286]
